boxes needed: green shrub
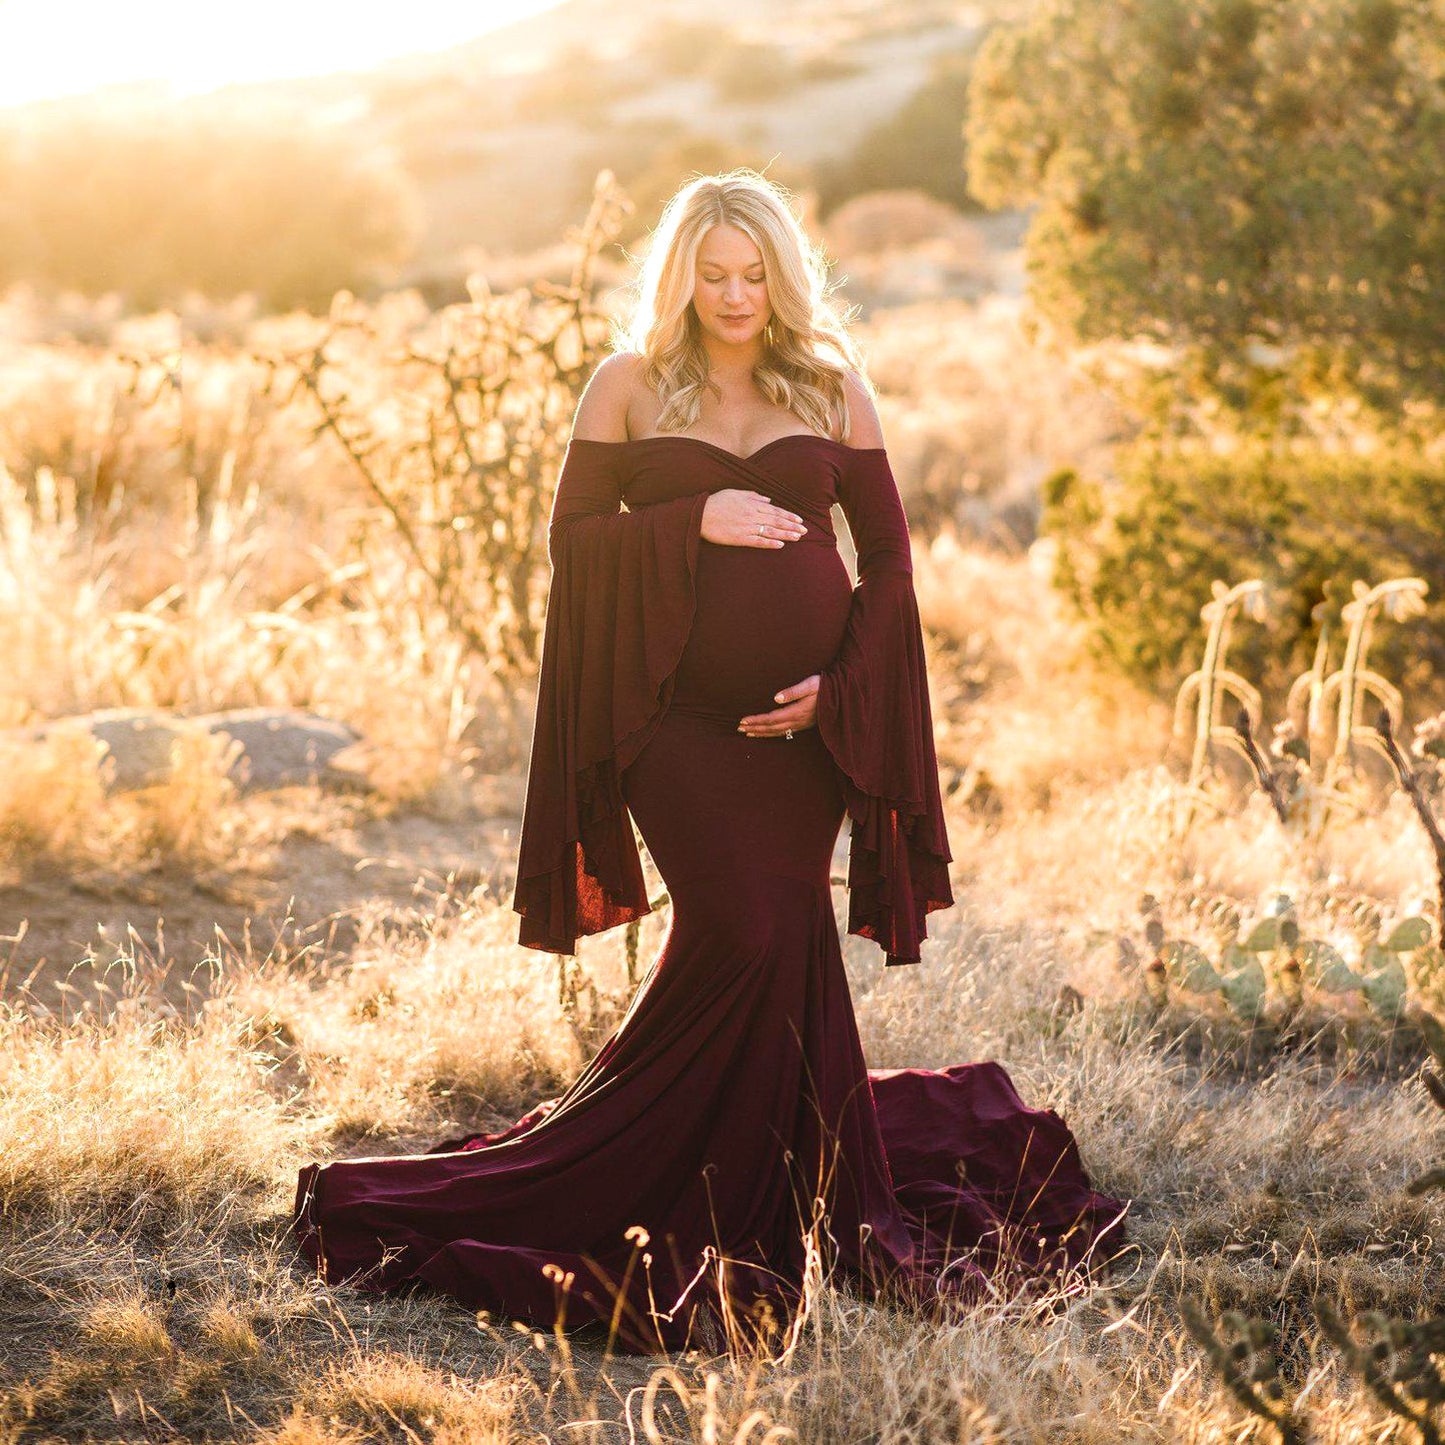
[967,0,1445,429]
[1044,438,1445,708]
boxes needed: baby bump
[671,536,855,718]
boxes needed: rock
[9,707,368,795]
[202,708,366,792]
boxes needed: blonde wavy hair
[614,169,873,443]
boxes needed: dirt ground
[0,780,526,1000]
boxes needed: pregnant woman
[293,170,1128,1354]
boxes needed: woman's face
[692,224,771,347]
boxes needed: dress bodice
[575,434,880,544]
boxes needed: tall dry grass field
[1,260,1443,1442]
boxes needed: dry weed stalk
[251,170,634,675]
[1231,705,1292,826]
[0,343,178,528]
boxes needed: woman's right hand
[701,489,808,548]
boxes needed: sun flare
[0,0,560,109]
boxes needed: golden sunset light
[0,0,561,107]
[0,0,1439,1432]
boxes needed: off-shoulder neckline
[570,432,886,466]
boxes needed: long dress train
[292,431,1130,1353]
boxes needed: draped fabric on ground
[293,430,1130,1354]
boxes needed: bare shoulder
[840,368,886,449]
[571,352,645,443]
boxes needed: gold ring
[785,729,794,740]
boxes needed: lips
[720,315,751,322]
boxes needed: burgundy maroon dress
[293,432,1129,1353]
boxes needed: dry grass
[1,290,1443,1440]
[1,880,1437,1440]
[0,456,509,818]
[913,531,1171,806]
[0,720,275,884]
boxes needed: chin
[720,327,762,345]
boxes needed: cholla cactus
[1181,1301,1302,1445]
[1313,1013,1445,1436]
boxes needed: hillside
[166,0,993,275]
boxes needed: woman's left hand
[738,675,820,737]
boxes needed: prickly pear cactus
[1117,890,1433,1022]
